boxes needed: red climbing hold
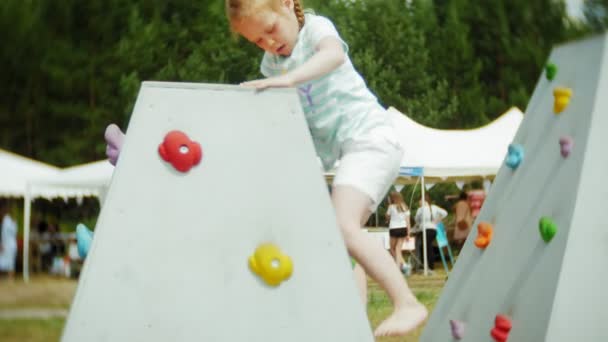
[490,314,512,342]
[158,130,202,172]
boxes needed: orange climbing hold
[474,222,493,249]
[553,87,572,114]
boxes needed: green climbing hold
[546,63,557,81]
[539,217,557,242]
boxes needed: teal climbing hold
[505,144,524,170]
[76,223,94,259]
[539,217,557,242]
[546,63,557,81]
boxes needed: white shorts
[333,124,404,212]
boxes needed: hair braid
[293,0,305,28]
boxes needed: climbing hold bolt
[505,144,524,170]
[249,243,293,287]
[553,87,572,114]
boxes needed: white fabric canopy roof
[0,149,113,199]
[325,106,524,184]
[0,149,60,197]
[28,160,114,200]
[390,106,523,182]
[22,160,114,282]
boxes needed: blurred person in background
[0,199,18,281]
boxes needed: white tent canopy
[0,149,113,199]
[324,106,523,275]
[0,149,115,282]
[22,160,114,281]
[0,149,60,197]
[390,106,524,182]
[28,160,114,200]
[394,106,523,275]
[324,106,524,184]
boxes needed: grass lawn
[0,318,65,341]
[0,269,446,342]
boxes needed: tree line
[1,0,606,166]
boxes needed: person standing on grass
[385,191,411,273]
[452,191,472,249]
[414,193,447,272]
[0,199,18,282]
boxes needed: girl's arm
[241,37,345,89]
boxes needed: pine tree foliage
[0,0,591,165]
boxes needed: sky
[566,0,585,19]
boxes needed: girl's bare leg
[332,185,427,337]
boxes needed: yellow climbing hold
[553,87,572,114]
[249,243,293,286]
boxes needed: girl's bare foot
[374,302,428,337]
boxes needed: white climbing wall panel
[62,82,374,341]
[422,34,608,341]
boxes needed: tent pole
[23,184,31,283]
[421,175,428,276]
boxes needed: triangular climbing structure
[62,82,374,341]
[422,34,608,341]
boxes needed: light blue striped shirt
[260,13,390,170]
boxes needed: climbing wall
[422,34,608,341]
[62,82,374,341]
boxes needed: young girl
[385,191,411,272]
[227,0,427,336]
[105,0,427,336]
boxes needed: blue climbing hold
[76,223,94,259]
[505,144,524,170]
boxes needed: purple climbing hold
[105,124,125,166]
[559,136,573,158]
[450,319,465,340]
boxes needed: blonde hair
[389,191,408,213]
[225,0,305,30]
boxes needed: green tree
[425,0,487,127]
[309,0,457,127]
[0,0,589,167]
[584,0,608,31]
[458,0,569,117]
